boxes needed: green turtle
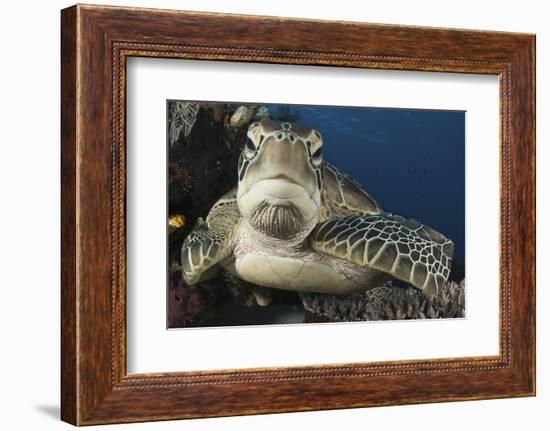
[181,119,454,304]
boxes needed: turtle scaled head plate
[237,119,323,239]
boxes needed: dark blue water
[266,104,465,266]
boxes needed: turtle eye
[245,139,256,151]
[308,129,323,167]
[311,146,322,167]
[243,138,257,160]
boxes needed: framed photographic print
[61,4,536,425]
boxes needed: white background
[127,59,500,373]
[0,0,547,430]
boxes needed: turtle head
[237,119,323,240]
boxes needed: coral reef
[168,161,192,192]
[168,271,204,326]
[254,106,270,119]
[169,102,200,146]
[167,102,250,267]
[168,214,186,234]
[229,105,256,127]
[169,263,465,327]
[300,279,465,322]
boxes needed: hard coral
[300,279,465,321]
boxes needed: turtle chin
[247,201,305,239]
[238,179,320,240]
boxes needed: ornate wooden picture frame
[61,4,535,425]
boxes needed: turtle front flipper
[181,189,240,284]
[311,213,454,297]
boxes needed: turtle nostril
[289,134,295,142]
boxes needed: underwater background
[167,101,465,328]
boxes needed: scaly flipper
[311,213,454,297]
[181,189,240,284]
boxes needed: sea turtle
[181,119,454,305]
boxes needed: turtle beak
[268,174,300,186]
[250,136,317,198]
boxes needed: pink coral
[168,272,204,326]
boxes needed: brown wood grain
[60,5,78,425]
[60,4,536,425]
